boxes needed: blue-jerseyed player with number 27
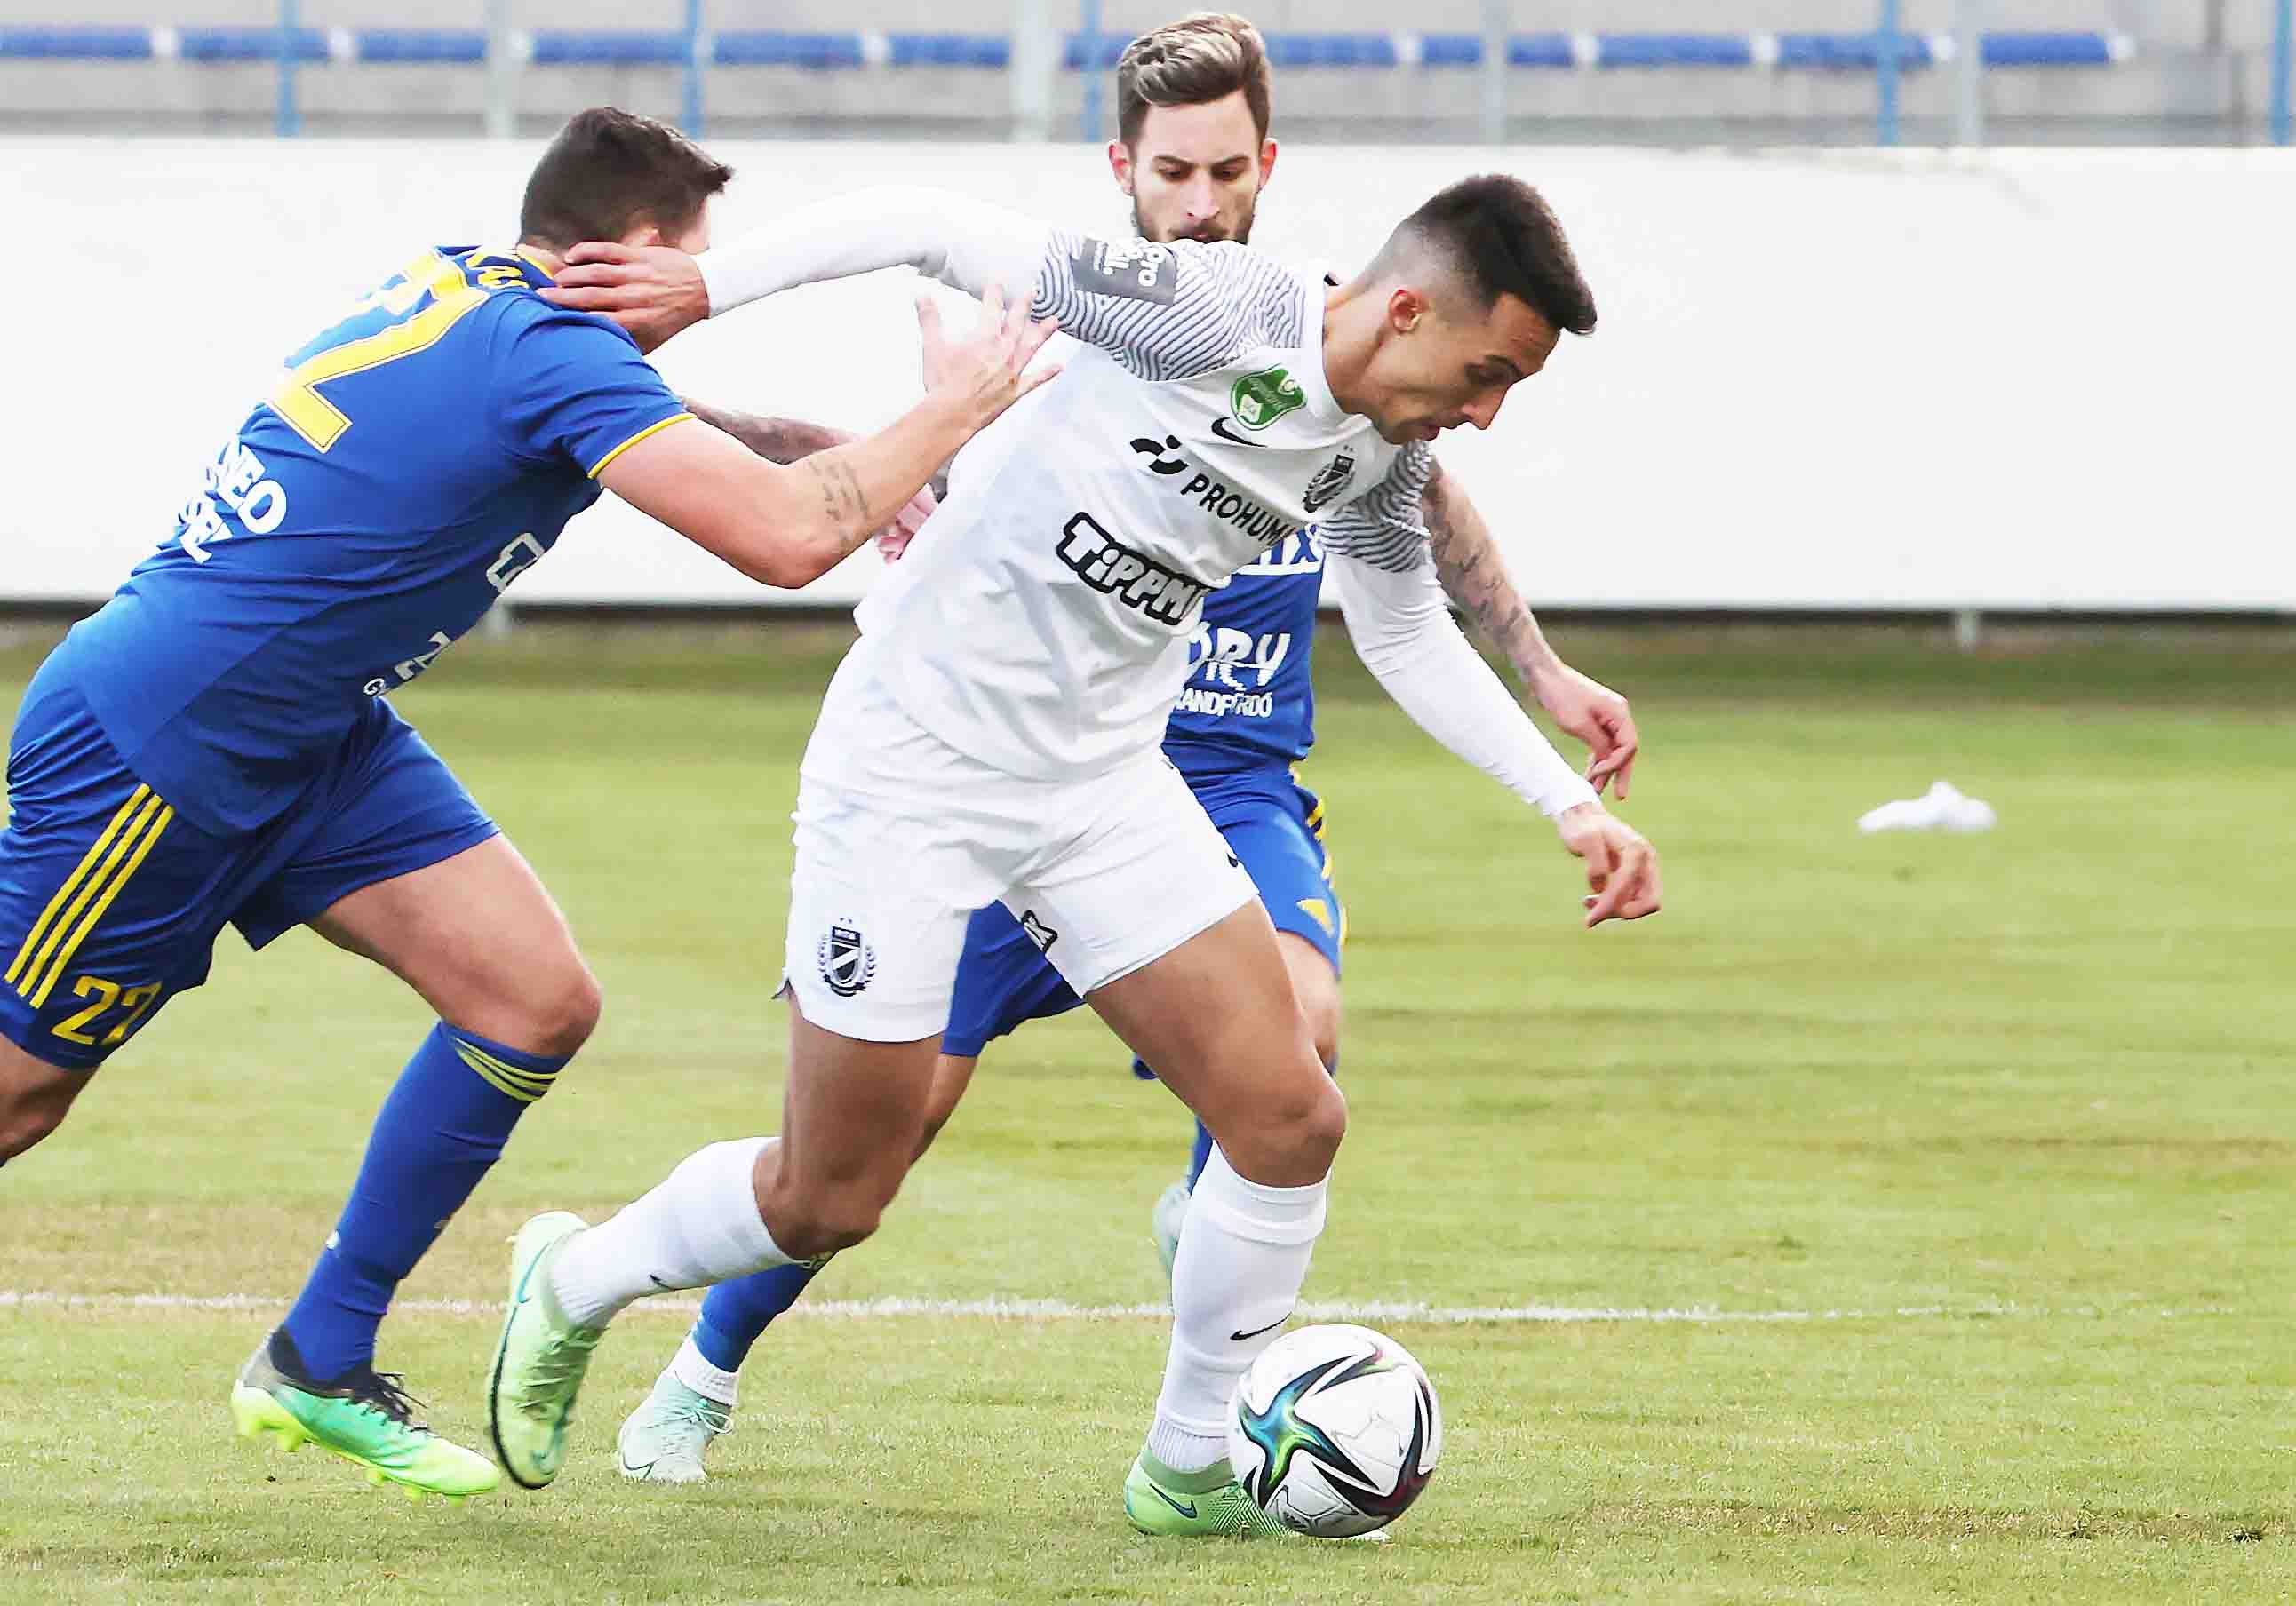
[581,14,1644,1486]
[0,107,1053,1499]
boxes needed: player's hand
[877,482,937,563]
[1532,661,1639,800]
[1554,804,1662,928]
[917,285,1061,432]
[541,242,711,354]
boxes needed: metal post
[1876,0,1901,147]
[1078,0,1107,143]
[681,0,706,137]
[275,0,300,138]
[1479,0,1509,146]
[2273,0,2293,147]
[1011,0,1054,141]
[483,0,516,139]
[1951,0,1984,147]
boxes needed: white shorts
[783,640,1256,1042]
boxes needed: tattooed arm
[1422,459,1641,799]
[683,400,855,465]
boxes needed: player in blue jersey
[0,107,1056,1500]
[591,16,1641,1485]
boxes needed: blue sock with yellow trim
[692,1260,828,1372]
[283,1022,563,1382]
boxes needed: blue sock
[283,1022,565,1381]
[693,1261,825,1372]
[1184,1055,1338,1191]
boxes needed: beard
[1132,200,1255,247]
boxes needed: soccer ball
[1226,1324,1442,1538]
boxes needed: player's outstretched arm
[1422,461,1639,799]
[1330,547,1661,927]
[683,400,939,561]
[548,186,1268,382]
[599,289,1056,589]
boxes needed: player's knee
[1222,1073,1346,1185]
[520,958,602,1059]
[762,1168,898,1260]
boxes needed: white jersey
[856,231,1432,781]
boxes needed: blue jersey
[1162,527,1324,778]
[44,244,690,834]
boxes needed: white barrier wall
[4,139,2290,611]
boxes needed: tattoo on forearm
[799,454,874,553]
[1425,473,1543,682]
[685,398,848,466]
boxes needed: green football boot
[486,1210,602,1490]
[228,1327,498,1502]
[1123,1449,1286,1538]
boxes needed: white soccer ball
[1226,1323,1442,1538]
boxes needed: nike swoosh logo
[1210,417,1265,447]
[1225,854,1242,869]
[648,1274,674,1291]
[1145,1483,1198,1519]
[1230,1316,1289,1342]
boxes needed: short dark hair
[1115,12,1272,147]
[1389,174,1597,337]
[519,107,733,252]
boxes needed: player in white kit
[486,169,1663,1533]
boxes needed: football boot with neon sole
[1123,1450,1286,1538]
[486,1210,602,1490]
[229,1327,497,1501]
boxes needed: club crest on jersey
[1230,366,1306,432]
[817,921,878,998]
[1303,449,1357,514]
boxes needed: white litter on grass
[1859,778,1997,834]
[0,1290,2228,1324]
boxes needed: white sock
[667,1332,740,1409]
[1148,1146,1328,1474]
[550,1137,793,1328]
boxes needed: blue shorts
[0,679,498,1071]
[940,767,1343,1059]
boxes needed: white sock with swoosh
[550,1137,791,1329]
[1146,1146,1328,1474]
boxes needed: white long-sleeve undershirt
[1330,553,1598,820]
[698,186,1052,319]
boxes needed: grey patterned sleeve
[1319,441,1436,573]
[1033,230,1307,383]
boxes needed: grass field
[1,617,2290,1604]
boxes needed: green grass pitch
[0,617,2289,1603]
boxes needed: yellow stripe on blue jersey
[587,411,696,479]
[7,784,152,992]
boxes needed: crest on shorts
[1018,910,1060,955]
[817,920,878,998]
[1230,366,1306,432]
[1302,449,1357,514]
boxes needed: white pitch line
[0,1292,2229,1324]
